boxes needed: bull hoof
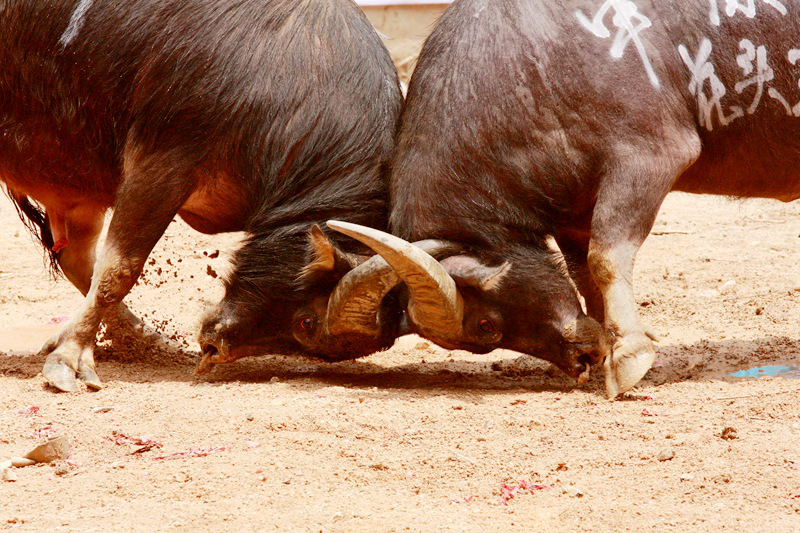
[42,355,78,393]
[605,331,656,399]
[77,363,103,391]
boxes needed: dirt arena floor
[1,192,799,531]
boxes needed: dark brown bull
[331,0,800,397]
[0,0,403,391]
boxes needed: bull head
[328,220,609,383]
[196,224,458,373]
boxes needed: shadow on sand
[2,331,798,397]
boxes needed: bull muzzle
[561,315,609,384]
[197,337,235,375]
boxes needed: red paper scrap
[499,480,551,505]
[151,446,231,461]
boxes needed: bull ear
[301,225,361,280]
[307,225,337,272]
[478,262,512,291]
[440,256,512,292]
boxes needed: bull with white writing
[330,0,800,397]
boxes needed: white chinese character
[734,39,774,114]
[576,0,660,88]
[768,49,800,116]
[678,38,744,130]
[709,0,787,25]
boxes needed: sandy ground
[1,192,799,532]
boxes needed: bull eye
[479,319,494,333]
[296,315,317,337]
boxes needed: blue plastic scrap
[730,365,800,379]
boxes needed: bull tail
[5,190,62,278]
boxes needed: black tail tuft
[5,190,63,278]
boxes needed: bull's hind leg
[45,205,179,359]
[53,205,105,295]
[587,133,701,399]
[41,147,196,392]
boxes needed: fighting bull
[0,0,403,391]
[330,0,800,397]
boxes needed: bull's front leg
[41,147,196,392]
[588,240,655,398]
[587,134,700,398]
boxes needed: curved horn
[327,221,465,341]
[325,252,400,337]
[325,227,463,338]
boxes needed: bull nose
[201,340,218,358]
[574,342,605,366]
[562,315,609,377]
[196,334,232,375]
[196,341,220,375]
